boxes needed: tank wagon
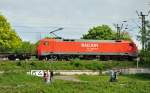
[37,38,138,60]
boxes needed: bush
[74,62,81,67]
[85,62,103,70]
[69,61,82,68]
[30,62,36,67]
[16,62,22,66]
[139,50,150,65]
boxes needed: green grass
[0,71,150,93]
[78,75,150,93]
[0,60,139,71]
[0,61,150,93]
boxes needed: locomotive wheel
[49,55,58,61]
[68,56,75,60]
[38,56,44,60]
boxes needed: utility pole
[141,12,146,50]
[114,21,127,40]
[116,24,121,40]
[136,11,150,50]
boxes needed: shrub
[139,50,150,66]
[30,62,36,67]
[74,62,80,67]
[84,63,103,70]
[16,62,22,66]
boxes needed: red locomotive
[37,38,138,60]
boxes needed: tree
[15,41,33,53]
[0,14,21,52]
[139,21,150,64]
[82,25,131,40]
[82,25,115,40]
[120,31,132,41]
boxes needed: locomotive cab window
[44,41,49,46]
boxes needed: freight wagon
[0,53,31,60]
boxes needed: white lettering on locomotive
[81,43,99,48]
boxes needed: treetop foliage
[82,25,131,41]
[82,25,115,40]
[0,14,22,52]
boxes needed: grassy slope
[0,60,139,71]
[0,60,150,93]
[0,72,150,93]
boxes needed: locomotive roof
[41,38,132,43]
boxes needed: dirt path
[54,76,83,82]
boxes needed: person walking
[109,69,119,82]
[109,70,115,82]
[43,71,47,82]
[50,70,54,82]
[43,70,51,84]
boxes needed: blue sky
[0,0,150,49]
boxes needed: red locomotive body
[37,38,138,60]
